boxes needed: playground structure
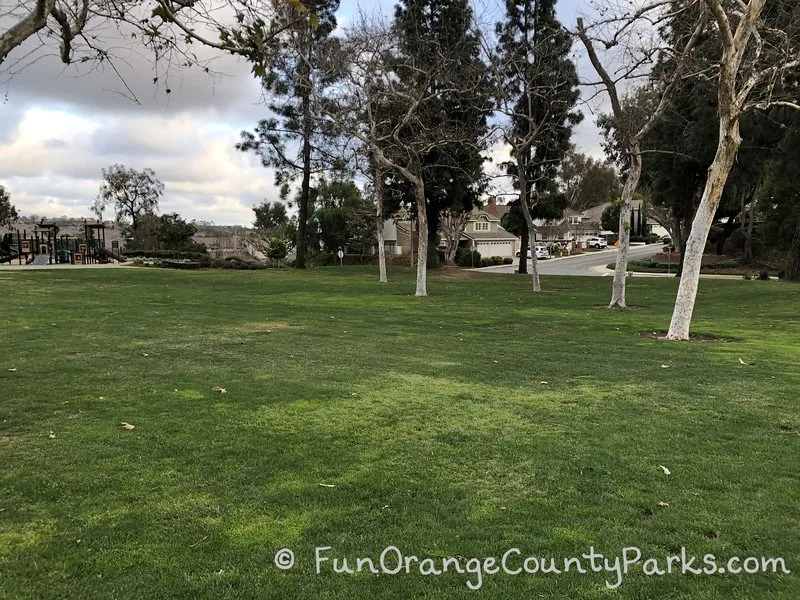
[0,220,126,266]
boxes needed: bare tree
[440,209,470,265]
[1,1,314,93]
[575,1,704,308]
[667,0,800,339]
[320,16,489,296]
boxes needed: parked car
[515,245,550,260]
[585,236,608,249]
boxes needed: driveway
[474,244,664,276]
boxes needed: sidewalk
[0,262,134,271]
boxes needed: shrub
[210,257,268,270]
[306,251,332,267]
[743,273,752,280]
[455,247,481,267]
[704,259,739,270]
[644,233,661,244]
[778,269,786,280]
[479,258,492,268]
[503,257,513,265]
[124,249,209,261]
[758,270,770,280]
[490,256,504,265]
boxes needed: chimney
[486,195,497,215]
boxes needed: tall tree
[560,150,622,211]
[492,0,581,290]
[253,201,289,230]
[310,179,374,253]
[93,165,163,232]
[393,0,490,268]
[236,0,340,269]
[757,110,800,280]
[0,185,18,229]
[576,2,704,308]
[667,0,800,339]
[320,15,489,295]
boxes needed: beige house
[461,208,521,258]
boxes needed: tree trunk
[787,219,800,281]
[667,122,742,340]
[296,44,313,270]
[518,224,529,275]
[516,155,540,292]
[375,168,387,283]
[743,196,756,263]
[716,212,739,254]
[413,180,428,297]
[609,147,642,308]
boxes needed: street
[476,244,664,276]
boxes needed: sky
[0,0,605,226]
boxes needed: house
[460,197,521,258]
[379,197,520,258]
[380,217,414,255]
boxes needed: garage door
[477,241,514,257]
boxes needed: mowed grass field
[1,267,798,599]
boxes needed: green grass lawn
[1,267,798,599]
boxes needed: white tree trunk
[375,170,387,283]
[609,149,642,308]
[667,123,741,340]
[413,182,428,297]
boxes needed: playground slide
[0,250,19,264]
[103,248,127,263]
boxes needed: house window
[570,216,581,224]
[475,222,489,231]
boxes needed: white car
[515,245,550,260]
[585,236,608,249]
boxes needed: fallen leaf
[658,501,670,508]
[739,358,746,365]
[661,365,670,368]
[141,353,149,357]
[540,381,549,385]
[118,364,125,369]
[318,483,336,488]
[659,465,671,475]
[48,431,56,439]
[351,392,358,396]
[492,360,498,363]
[99,396,106,400]
[121,422,135,430]
[212,386,227,394]
[8,368,17,372]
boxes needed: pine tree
[494,0,581,283]
[237,1,341,269]
[392,0,490,266]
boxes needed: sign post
[337,249,344,266]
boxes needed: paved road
[476,244,663,276]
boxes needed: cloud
[1,0,608,225]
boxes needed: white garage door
[477,241,514,258]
